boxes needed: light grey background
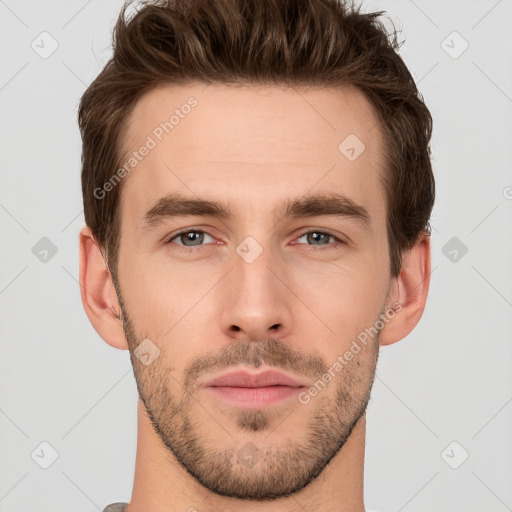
[1,1,511,511]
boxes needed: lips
[203,369,307,389]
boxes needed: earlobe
[379,232,432,346]
[78,225,129,350]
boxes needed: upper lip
[203,369,308,388]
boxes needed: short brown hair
[79,0,434,279]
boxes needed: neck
[125,399,367,512]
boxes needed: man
[78,0,434,510]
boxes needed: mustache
[182,338,329,391]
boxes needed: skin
[79,83,431,512]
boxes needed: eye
[163,228,345,252]
[294,230,344,249]
[165,229,215,247]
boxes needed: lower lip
[205,385,304,408]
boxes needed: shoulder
[102,503,128,512]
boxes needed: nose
[219,245,293,342]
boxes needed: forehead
[118,82,387,228]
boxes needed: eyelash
[163,228,346,252]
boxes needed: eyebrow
[141,192,371,230]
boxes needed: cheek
[289,258,388,339]
[116,267,175,362]
[119,255,213,366]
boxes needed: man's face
[114,83,394,500]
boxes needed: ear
[379,231,431,346]
[79,225,129,350]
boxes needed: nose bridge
[235,235,279,302]
[220,233,292,341]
